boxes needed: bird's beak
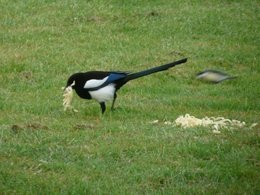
[62,80,76,91]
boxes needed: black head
[65,72,92,99]
[66,73,84,89]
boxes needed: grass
[0,0,259,194]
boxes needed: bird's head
[65,72,86,91]
[65,74,77,89]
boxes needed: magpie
[65,58,187,114]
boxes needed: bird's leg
[100,102,106,114]
[111,93,117,111]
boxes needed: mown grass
[0,0,259,194]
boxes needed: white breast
[89,84,116,103]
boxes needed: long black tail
[123,58,187,83]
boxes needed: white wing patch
[84,76,109,89]
[89,84,116,103]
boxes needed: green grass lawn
[0,0,259,194]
